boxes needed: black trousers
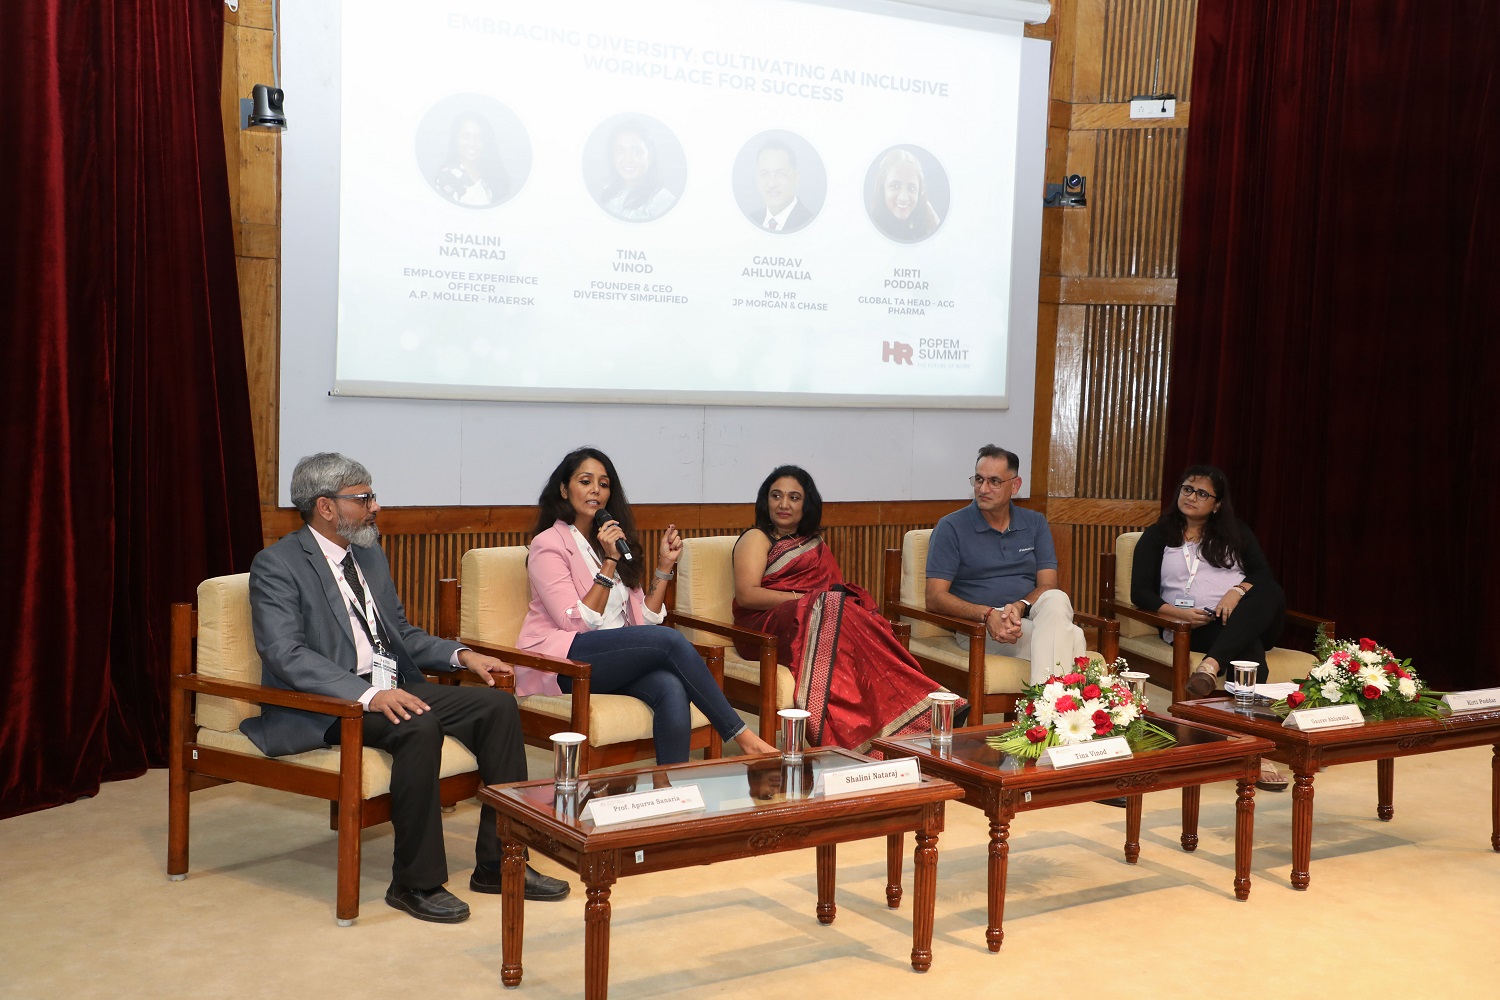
[1187,582,1287,684]
[326,680,525,889]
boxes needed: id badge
[371,650,399,691]
[1173,598,1196,608]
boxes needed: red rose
[1054,695,1079,713]
[1362,684,1381,699]
[1082,684,1102,700]
[1062,672,1086,685]
[1092,709,1113,735]
[1359,637,1378,652]
[1287,690,1306,708]
[1025,725,1049,743]
[1074,656,1092,669]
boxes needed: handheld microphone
[593,508,634,561]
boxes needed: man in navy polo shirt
[925,444,1086,683]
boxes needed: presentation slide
[335,0,1026,408]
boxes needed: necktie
[341,551,388,649]
[765,217,779,231]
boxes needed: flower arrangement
[1273,628,1444,721]
[986,656,1177,760]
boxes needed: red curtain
[1167,1,1500,687]
[1,3,263,817]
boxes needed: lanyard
[1182,542,1201,594]
[327,555,385,651]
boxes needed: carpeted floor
[4,721,1498,999]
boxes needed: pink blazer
[515,521,647,696]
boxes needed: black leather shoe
[385,882,470,923]
[1095,797,1129,808]
[953,704,972,728]
[470,862,571,902]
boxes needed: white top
[568,525,666,629]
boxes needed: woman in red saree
[731,466,964,752]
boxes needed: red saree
[732,534,962,753]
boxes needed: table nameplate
[582,785,706,826]
[813,758,921,796]
[1443,688,1500,714]
[1283,704,1365,731]
[1038,736,1132,769]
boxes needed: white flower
[1398,677,1418,700]
[1357,667,1391,693]
[1111,701,1140,727]
[1030,699,1058,728]
[1054,710,1095,745]
[1311,663,1337,682]
[1081,698,1107,718]
[1039,681,1067,704]
[1321,680,1345,702]
[1358,649,1381,666]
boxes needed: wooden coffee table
[1171,697,1500,889]
[479,749,963,998]
[873,713,1272,952]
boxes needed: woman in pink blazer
[516,448,776,763]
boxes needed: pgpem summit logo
[881,338,969,368]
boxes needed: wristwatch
[1018,599,1032,619]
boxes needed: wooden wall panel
[1099,0,1199,103]
[1089,128,1186,278]
[1075,305,1174,499]
[1068,521,1159,617]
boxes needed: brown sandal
[1185,669,1217,699]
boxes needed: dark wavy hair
[531,447,643,588]
[752,465,823,538]
[1159,464,1248,570]
[602,119,666,212]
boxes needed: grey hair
[290,452,373,522]
[976,444,1020,474]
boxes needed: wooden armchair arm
[455,638,594,680]
[1286,610,1335,634]
[1108,603,1193,635]
[885,600,985,636]
[665,611,777,651]
[171,674,366,717]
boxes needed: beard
[336,509,380,549]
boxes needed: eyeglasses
[1179,484,1218,501]
[969,475,1017,490]
[330,492,378,507]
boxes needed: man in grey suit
[245,452,569,923]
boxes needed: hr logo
[882,340,914,365]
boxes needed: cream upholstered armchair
[1099,531,1335,703]
[437,546,723,773]
[167,574,485,925]
[881,529,1119,719]
[666,534,795,743]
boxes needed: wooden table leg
[1492,745,1500,852]
[1233,776,1255,901]
[910,828,939,972]
[986,809,1011,954]
[1376,757,1395,821]
[816,843,837,925]
[885,833,904,908]
[500,838,526,988]
[1124,794,1142,864]
[1181,784,1201,852]
[1291,770,1315,890]
[583,859,616,1000]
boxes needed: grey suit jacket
[242,527,463,757]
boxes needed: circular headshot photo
[864,145,950,244]
[583,114,686,223]
[731,131,827,234]
[414,94,532,209]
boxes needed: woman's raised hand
[659,523,683,567]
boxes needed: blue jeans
[563,624,745,764]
